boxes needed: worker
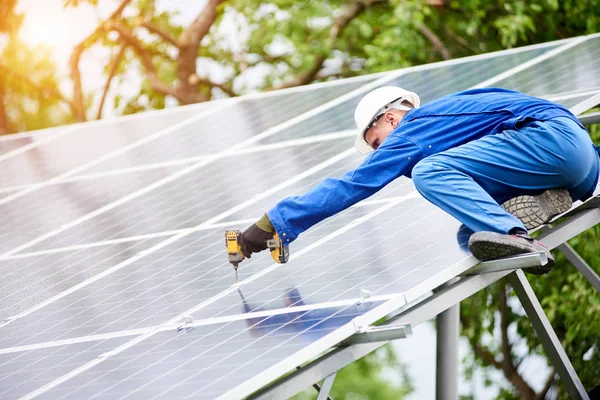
[240,87,600,274]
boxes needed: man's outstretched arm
[241,135,422,255]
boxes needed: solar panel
[0,35,598,400]
[0,104,218,190]
[495,36,600,97]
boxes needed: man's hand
[241,214,275,258]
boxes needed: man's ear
[384,111,396,125]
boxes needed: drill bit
[234,264,239,284]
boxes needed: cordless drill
[225,230,289,283]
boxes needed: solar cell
[29,303,384,400]
[0,238,168,321]
[259,43,558,144]
[0,103,217,189]
[0,337,132,400]
[0,166,183,256]
[66,79,374,176]
[24,136,357,252]
[495,36,600,97]
[0,204,381,349]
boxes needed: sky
[12,1,551,398]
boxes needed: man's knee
[412,158,439,193]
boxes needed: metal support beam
[316,373,336,400]
[557,243,600,293]
[508,269,590,400]
[343,324,412,345]
[464,252,547,275]
[578,111,600,126]
[436,304,459,400]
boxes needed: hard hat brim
[354,131,375,155]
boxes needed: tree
[0,0,72,133]
[62,0,600,118]
[4,0,598,127]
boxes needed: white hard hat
[354,86,420,154]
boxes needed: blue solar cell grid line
[0,33,598,400]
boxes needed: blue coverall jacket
[268,88,600,243]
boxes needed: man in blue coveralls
[240,87,600,274]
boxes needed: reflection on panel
[192,196,472,322]
[29,137,356,251]
[0,166,181,255]
[260,45,556,144]
[496,37,600,97]
[37,304,380,400]
[72,79,373,175]
[0,238,166,320]
[0,205,379,348]
[0,105,212,189]
[0,337,131,400]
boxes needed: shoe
[468,231,555,275]
[502,188,572,230]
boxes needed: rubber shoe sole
[468,231,555,275]
[502,188,572,230]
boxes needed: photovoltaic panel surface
[0,103,218,189]
[0,238,168,320]
[0,166,183,255]
[67,78,375,176]
[496,36,600,97]
[25,136,357,252]
[34,303,383,400]
[0,337,132,400]
[259,43,558,144]
[1,35,598,400]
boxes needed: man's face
[364,111,400,151]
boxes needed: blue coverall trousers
[411,117,600,234]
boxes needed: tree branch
[68,0,134,122]
[96,44,127,119]
[443,25,477,53]
[178,0,226,49]
[139,20,179,47]
[110,23,179,98]
[191,76,237,97]
[0,83,12,134]
[535,369,556,400]
[417,23,452,60]
[0,63,79,118]
[278,0,385,89]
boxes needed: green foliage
[291,345,413,400]
[0,1,71,133]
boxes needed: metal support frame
[343,324,412,345]
[578,111,600,126]
[436,304,459,400]
[252,198,600,400]
[507,270,590,400]
[557,243,600,293]
[315,373,336,400]
[464,252,548,275]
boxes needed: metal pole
[508,269,589,400]
[436,303,459,400]
[316,373,336,400]
[557,243,600,293]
